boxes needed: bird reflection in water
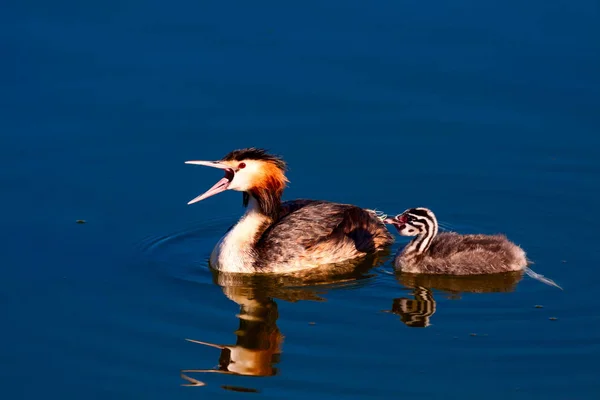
[387,270,524,328]
[389,286,437,328]
[181,252,389,389]
[182,295,282,381]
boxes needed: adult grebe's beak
[185,160,235,204]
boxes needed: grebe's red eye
[238,162,246,169]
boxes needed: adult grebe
[384,208,562,288]
[185,148,394,273]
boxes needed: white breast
[210,203,268,273]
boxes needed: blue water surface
[2,1,599,399]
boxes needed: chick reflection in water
[387,271,524,328]
[181,256,383,387]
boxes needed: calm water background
[2,0,599,398]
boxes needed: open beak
[185,160,235,204]
[384,216,405,229]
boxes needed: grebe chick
[185,148,393,274]
[384,207,528,275]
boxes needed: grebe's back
[254,200,393,273]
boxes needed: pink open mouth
[185,160,235,204]
[383,215,407,230]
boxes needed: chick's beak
[185,160,235,204]
[384,216,406,231]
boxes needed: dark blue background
[2,1,599,398]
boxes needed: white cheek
[399,226,418,236]
[229,173,251,191]
[228,162,261,191]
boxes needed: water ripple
[132,214,235,284]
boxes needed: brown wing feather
[255,201,393,270]
[328,206,395,252]
[278,199,317,218]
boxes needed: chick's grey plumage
[400,232,527,274]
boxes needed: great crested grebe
[185,148,394,273]
[385,207,542,275]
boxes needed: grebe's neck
[210,193,275,272]
[243,186,283,222]
[401,215,438,261]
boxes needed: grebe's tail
[525,267,563,290]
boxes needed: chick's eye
[238,162,246,169]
